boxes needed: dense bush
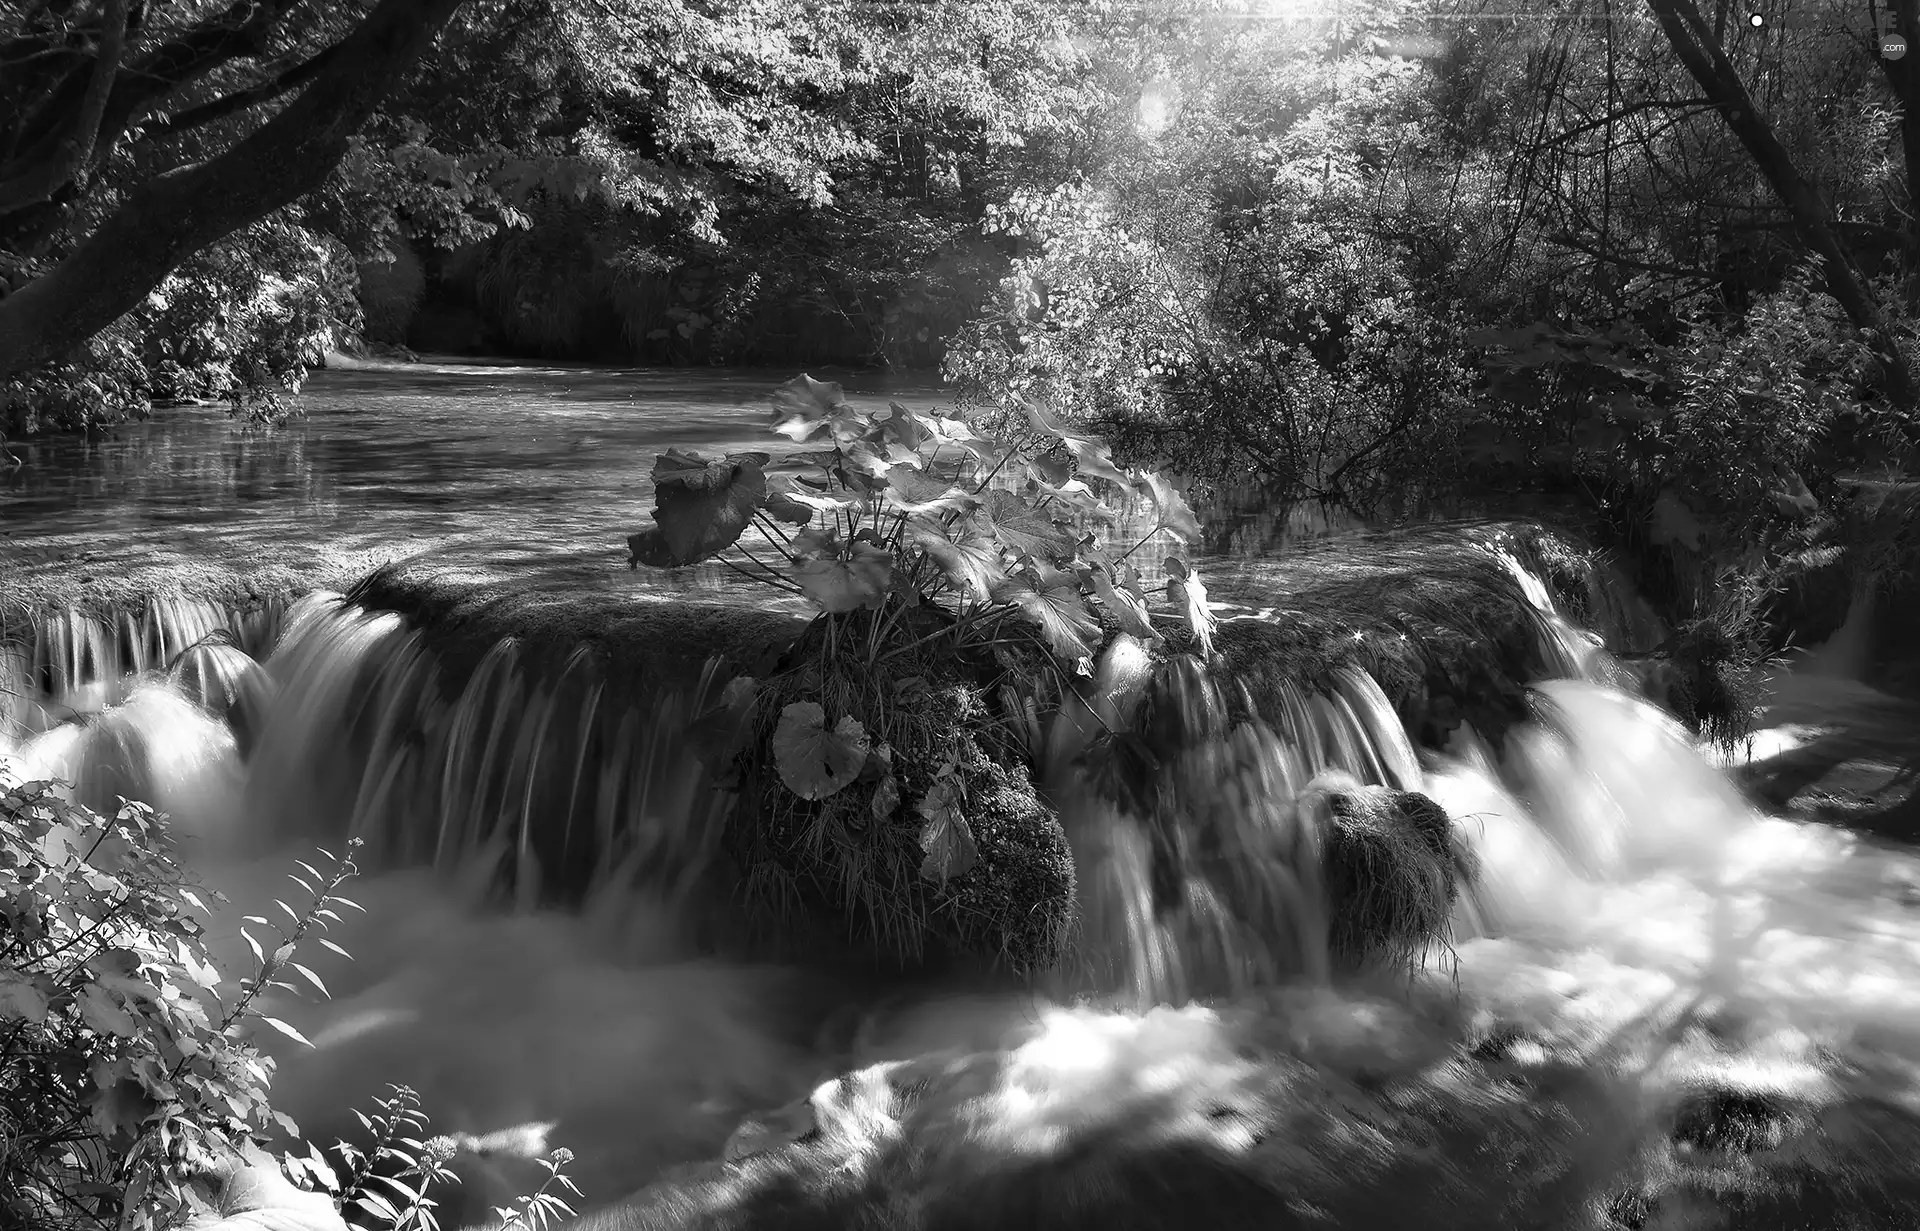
[1,217,359,436]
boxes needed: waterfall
[5,533,1920,1229]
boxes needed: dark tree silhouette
[0,0,467,383]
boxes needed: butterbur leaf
[788,526,841,561]
[1066,437,1132,487]
[998,573,1101,660]
[1135,471,1202,544]
[769,375,850,442]
[794,542,894,613]
[1030,477,1115,523]
[772,702,871,800]
[887,465,977,515]
[914,532,1007,603]
[1024,398,1099,448]
[841,443,893,480]
[1166,558,1218,657]
[764,488,814,525]
[916,775,979,884]
[634,449,770,566]
[770,478,861,514]
[1089,564,1160,642]
[978,489,1078,561]
[765,449,841,475]
[878,402,935,453]
[1027,454,1074,487]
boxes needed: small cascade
[0,594,287,738]
[235,593,737,914]
[1052,650,1463,1008]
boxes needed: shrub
[624,374,1220,964]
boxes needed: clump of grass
[1306,777,1472,972]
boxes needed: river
[0,357,946,600]
[4,359,1919,1231]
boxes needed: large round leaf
[793,542,894,613]
[637,448,771,566]
[772,702,871,801]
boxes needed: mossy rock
[1193,524,1593,747]
[1308,777,1473,969]
[724,609,1074,973]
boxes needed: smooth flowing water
[4,363,1918,1230]
[0,357,937,599]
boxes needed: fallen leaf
[916,775,979,884]
[772,703,872,801]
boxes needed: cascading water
[5,535,1920,1229]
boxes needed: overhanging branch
[0,0,131,217]
[0,0,466,381]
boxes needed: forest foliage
[5,0,1920,655]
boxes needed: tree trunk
[0,0,465,383]
[1645,0,1920,423]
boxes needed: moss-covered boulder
[1193,523,1598,748]
[1305,777,1473,968]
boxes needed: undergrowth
[0,769,577,1230]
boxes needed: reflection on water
[0,359,946,594]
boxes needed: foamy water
[5,563,1920,1228]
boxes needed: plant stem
[723,556,803,595]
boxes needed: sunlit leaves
[886,465,977,515]
[0,773,378,1231]
[771,374,867,446]
[1135,470,1201,543]
[914,531,1008,603]
[1166,557,1217,656]
[771,702,872,800]
[997,567,1102,659]
[976,488,1078,561]
[1087,559,1159,643]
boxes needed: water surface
[0,358,942,598]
